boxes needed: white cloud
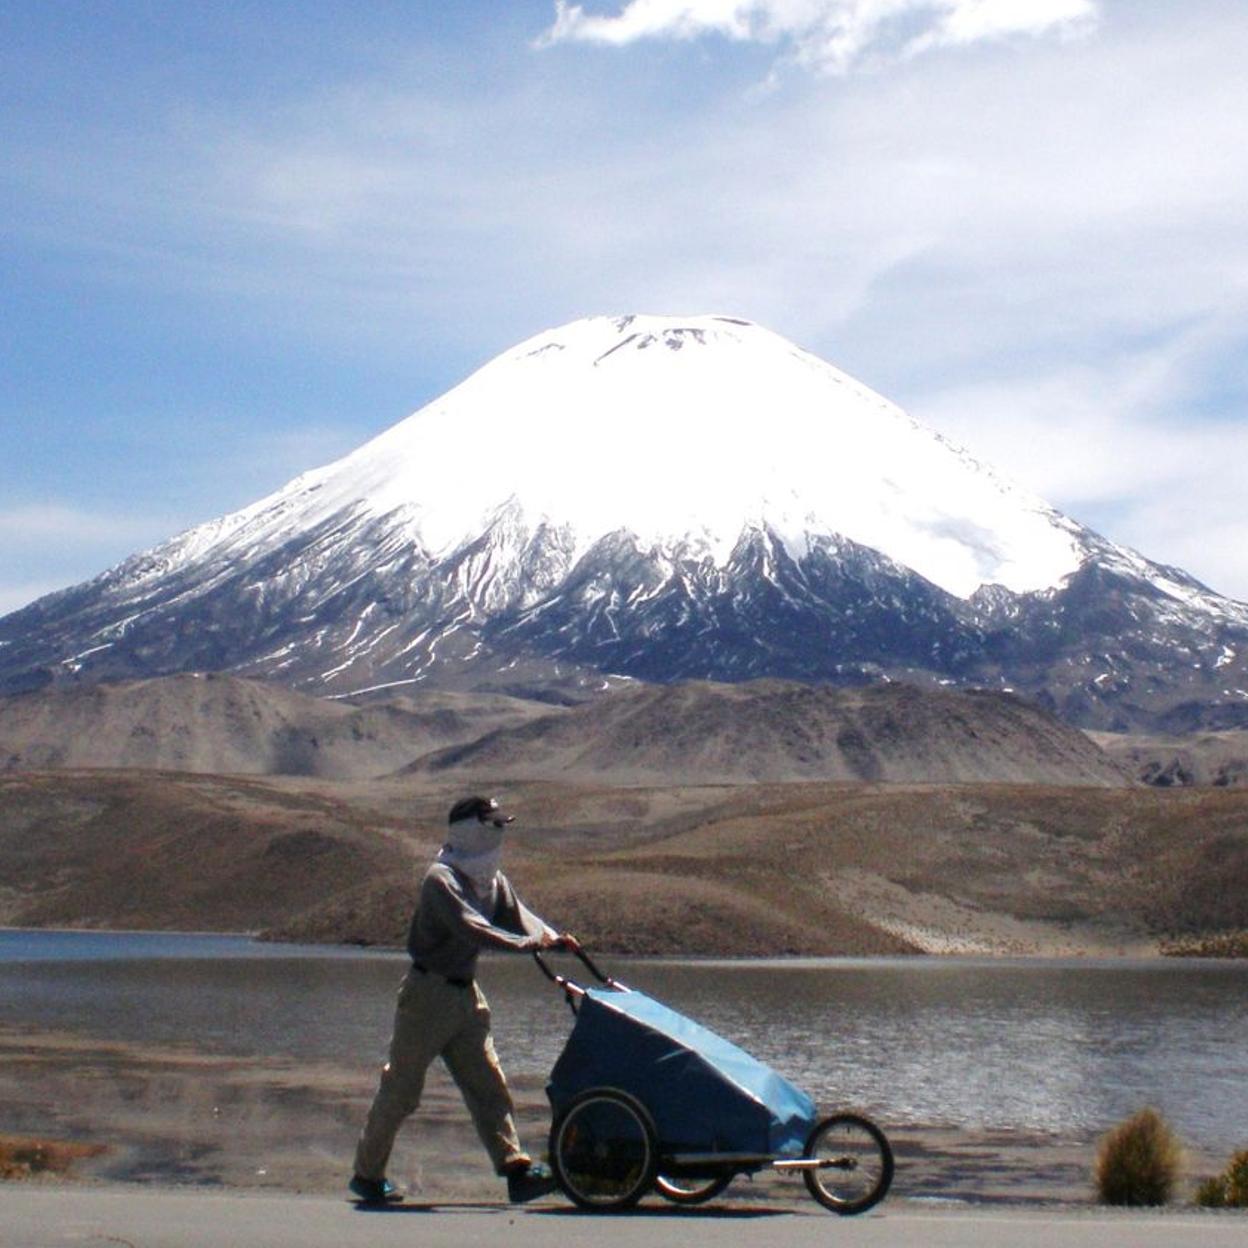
[540,0,1099,72]
[182,5,1241,374]
[12,3,1233,387]
[0,505,164,547]
[918,0,1097,49]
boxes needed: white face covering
[437,820,504,901]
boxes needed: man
[349,795,577,1205]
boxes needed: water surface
[3,931,1245,1151]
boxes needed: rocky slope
[409,679,1130,786]
[0,673,1128,786]
[0,674,552,779]
[1089,728,1248,788]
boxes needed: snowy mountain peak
[7,312,1247,731]
[194,313,1085,600]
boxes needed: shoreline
[4,924,1247,964]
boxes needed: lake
[2,930,1246,1151]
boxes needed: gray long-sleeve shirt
[406,861,552,981]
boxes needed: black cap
[447,795,514,828]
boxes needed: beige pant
[353,967,528,1181]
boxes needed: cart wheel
[654,1173,732,1205]
[802,1112,893,1215]
[550,1088,659,1211]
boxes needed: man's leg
[354,971,460,1181]
[440,984,528,1175]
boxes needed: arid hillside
[3,769,1245,957]
[1089,728,1248,788]
[0,674,554,779]
[0,674,1133,788]
[409,680,1131,786]
[0,770,421,934]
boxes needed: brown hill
[0,674,554,779]
[407,680,1131,787]
[1088,729,1248,788]
[0,769,419,934]
[3,770,1245,957]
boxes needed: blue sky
[3,0,1247,615]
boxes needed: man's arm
[496,876,578,951]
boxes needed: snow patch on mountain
[150,314,1085,601]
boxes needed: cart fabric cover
[547,988,816,1157]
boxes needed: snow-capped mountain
[4,314,1247,730]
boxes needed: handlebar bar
[535,942,614,984]
[532,943,627,1010]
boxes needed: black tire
[802,1112,893,1215]
[654,1173,733,1205]
[550,1088,659,1211]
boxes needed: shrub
[1094,1108,1183,1206]
[0,1135,105,1181]
[1228,1151,1248,1205]
[1196,1175,1227,1207]
[1196,1148,1248,1208]
[1163,932,1248,958]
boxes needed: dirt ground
[0,1025,1226,1209]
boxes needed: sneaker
[506,1160,557,1204]
[349,1174,403,1204]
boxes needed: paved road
[3,1187,1243,1248]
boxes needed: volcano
[3,314,1247,730]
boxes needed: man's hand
[537,929,561,950]
[556,932,581,953]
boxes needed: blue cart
[536,948,894,1214]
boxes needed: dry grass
[1094,1109,1183,1206]
[1163,931,1248,958]
[1196,1148,1248,1208]
[0,1134,105,1180]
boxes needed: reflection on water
[2,931,1246,1150]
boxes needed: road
[2,1187,1243,1248]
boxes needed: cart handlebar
[532,943,627,1009]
